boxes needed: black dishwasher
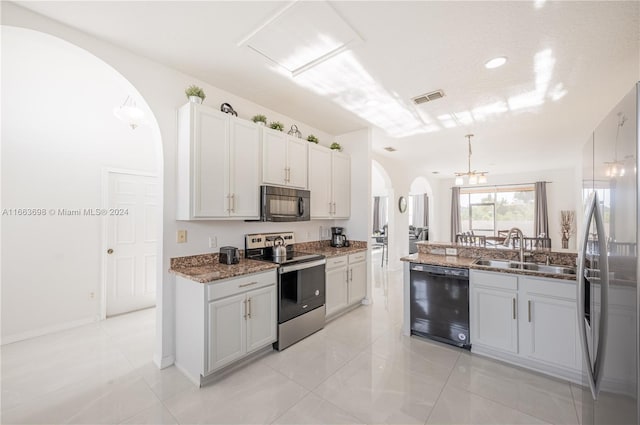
[410,263,471,349]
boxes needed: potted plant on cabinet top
[269,121,284,131]
[307,134,319,144]
[185,85,206,104]
[252,114,267,125]
[330,142,342,151]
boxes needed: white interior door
[106,171,159,316]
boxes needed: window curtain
[534,181,549,237]
[423,194,429,227]
[372,196,381,232]
[451,187,461,242]
[410,195,424,227]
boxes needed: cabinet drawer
[348,251,366,264]
[207,270,276,301]
[471,270,518,291]
[326,255,348,270]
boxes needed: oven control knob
[315,290,320,296]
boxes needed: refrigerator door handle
[577,192,610,400]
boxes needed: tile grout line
[423,350,462,425]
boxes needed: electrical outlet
[445,247,458,256]
[209,236,217,248]
[177,230,187,243]
[89,292,95,299]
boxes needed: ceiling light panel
[241,2,362,76]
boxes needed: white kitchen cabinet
[308,144,351,219]
[262,128,308,189]
[470,269,582,383]
[177,103,260,220]
[518,276,582,371]
[245,285,277,353]
[207,293,246,373]
[470,270,519,354]
[175,270,277,386]
[348,253,367,305]
[325,252,367,319]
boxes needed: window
[460,185,535,236]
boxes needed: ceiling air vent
[384,146,397,152]
[412,90,445,105]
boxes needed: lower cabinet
[325,251,367,319]
[175,270,277,385]
[470,270,581,382]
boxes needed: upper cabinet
[177,103,260,220]
[262,128,308,189]
[308,144,351,219]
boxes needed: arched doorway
[1,27,164,345]
[408,176,433,253]
[371,160,393,267]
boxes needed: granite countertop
[171,240,368,283]
[401,253,577,281]
[170,254,278,284]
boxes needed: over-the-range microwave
[259,185,310,222]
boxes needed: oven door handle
[279,259,326,274]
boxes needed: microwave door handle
[298,197,304,217]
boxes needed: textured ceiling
[12,0,640,177]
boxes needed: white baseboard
[153,353,175,369]
[1,317,96,345]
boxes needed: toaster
[219,246,239,265]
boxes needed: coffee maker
[330,227,349,247]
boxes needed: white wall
[433,167,580,251]
[1,4,355,364]
[1,26,159,341]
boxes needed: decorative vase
[562,236,569,249]
[257,121,266,126]
[189,96,203,104]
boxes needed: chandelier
[455,134,488,185]
[605,113,627,178]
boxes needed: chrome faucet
[504,227,525,264]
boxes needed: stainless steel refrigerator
[579,82,639,425]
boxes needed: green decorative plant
[307,134,319,144]
[185,85,206,100]
[252,114,267,124]
[269,121,284,131]
[330,142,342,151]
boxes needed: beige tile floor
[1,254,584,424]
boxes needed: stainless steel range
[245,232,326,350]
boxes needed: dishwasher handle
[410,263,469,278]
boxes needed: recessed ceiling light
[484,56,507,69]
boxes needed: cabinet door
[229,118,260,218]
[470,286,518,354]
[332,152,351,218]
[286,137,308,188]
[246,285,277,353]
[308,145,332,218]
[519,278,581,370]
[326,266,348,317]
[262,129,288,186]
[348,261,367,305]
[207,293,246,373]
[193,106,229,217]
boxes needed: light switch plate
[445,247,457,256]
[177,230,187,243]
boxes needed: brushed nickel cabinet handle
[528,300,532,322]
[239,281,258,288]
[243,299,247,320]
[247,298,252,319]
[512,298,516,320]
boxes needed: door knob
[107,249,114,254]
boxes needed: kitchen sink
[473,258,576,276]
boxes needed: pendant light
[454,134,488,185]
[113,95,145,130]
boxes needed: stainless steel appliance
[260,186,310,222]
[409,263,471,349]
[331,226,348,247]
[245,232,326,350]
[578,82,638,424]
[218,246,239,264]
